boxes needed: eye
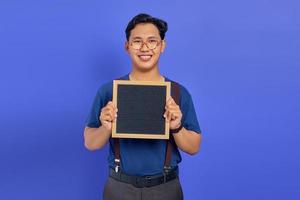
[132,40,142,44]
[148,39,158,44]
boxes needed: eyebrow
[131,36,159,40]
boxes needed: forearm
[84,126,111,151]
[172,127,201,155]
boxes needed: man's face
[125,23,166,72]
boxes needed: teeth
[139,55,151,61]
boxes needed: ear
[161,39,166,53]
[125,41,130,53]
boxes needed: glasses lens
[131,40,142,50]
[130,39,160,50]
[147,40,159,49]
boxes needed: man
[84,13,202,200]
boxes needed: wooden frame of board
[112,80,171,139]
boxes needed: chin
[135,62,156,72]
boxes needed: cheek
[152,50,162,59]
[132,54,140,61]
[154,46,164,55]
[128,50,137,59]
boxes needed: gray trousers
[103,176,184,200]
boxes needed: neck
[129,66,164,82]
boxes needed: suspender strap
[113,78,181,173]
[113,138,121,172]
[164,81,180,171]
[113,76,124,173]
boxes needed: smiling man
[84,13,202,200]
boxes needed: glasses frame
[129,39,162,50]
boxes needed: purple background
[1,0,299,199]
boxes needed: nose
[140,42,149,52]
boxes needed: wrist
[170,123,183,134]
[100,125,111,135]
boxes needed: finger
[107,101,114,107]
[167,105,179,111]
[165,97,172,106]
[170,99,178,107]
[101,107,109,112]
[170,109,182,119]
[109,110,118,121]
[163,110,167,118]
[165,102,172,110]
[112,114,117,122]
[102,109,113,117]
[166,100,178,109]
[166,97,172,103]
[102,112,113,119]
[167,107,181,112]
[171,112,181,120]
[167,110,172,121]
[169,110,178,119]
[107,104,115,112]
[101,106,114,114]
[106,101,118,112]
[167,97,175,104]
[112,103,118,112]
[113,110,118,120]
[170,112,176,120]
[103,104,117,116]
[106,101,113,110]
[101,115,112,122]
[164,110,169,121]
[102,109,116,121]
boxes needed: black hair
[125,13,168,41]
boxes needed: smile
[138,55,152,61]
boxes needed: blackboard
[112,80,171,139]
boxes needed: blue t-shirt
[85,73,201,176]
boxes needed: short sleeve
[180,86,202,134]
[85,88,104,128]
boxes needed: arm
[84,126,111,151]
[172,128,202,155]
[84,101,117,151]
[164,97,202,155]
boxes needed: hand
[163,97,182,130]
[99,101,118,132]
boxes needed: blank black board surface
[112,80,171,139]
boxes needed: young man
[84,13,202,200]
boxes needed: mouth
[138,55,153,62]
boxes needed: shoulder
[166,77,192,101]
[95,80,112,99]
[178,83,191,99]
[95,74,128,100]
[177,83,193,109]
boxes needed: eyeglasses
[129,39,161,50]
